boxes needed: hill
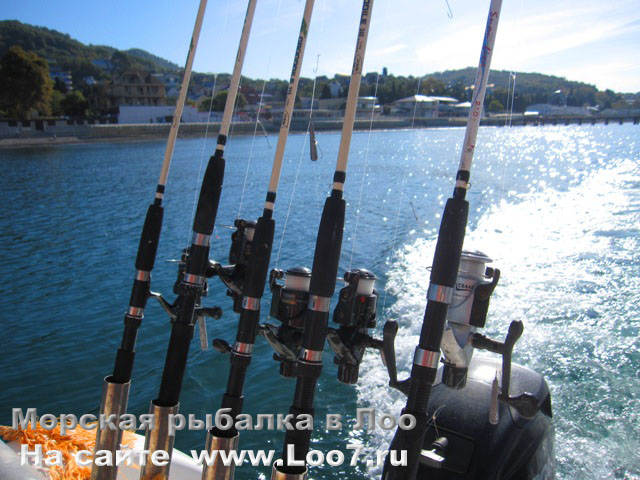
[1,20,634,114]
[0,20,179,80]
[431,67,603,110]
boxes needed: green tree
[203,90,247,112]
[488,99,504,113]
[0,45,53,118]
[50,90,65,116]
[320,83,331,99]
[53,77,67,93]
[61,90,88,116]
[419,76,447,96]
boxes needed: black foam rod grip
[382,413,428,480]
[309,196,345,297]
[429,197,468,287]
[193,155,225,235]
[242,216,275,299]
[135,204,164,271]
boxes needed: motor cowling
[417,355,555,480]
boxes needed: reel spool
[265,267,312,378]
[329,269,380,384]
[441,250,499,389]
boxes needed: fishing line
[379,151,409,322]
[236,0,284,218]
[348,71,380,270]
[445,0,453,19]
[185,0,232,251]
[92,1,209,477]
[306,1,329,215]
[497,0,525,224]
[379,64,424,320]
[411,76,422,129]
[274,54,322,269]
[228,72,246,140]
[273,0,327,269]
[186,73,219,249]
[236,80,267,217]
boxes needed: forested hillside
[0,20,179,80]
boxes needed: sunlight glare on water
[357,126,640,480]
[0,125,638,480]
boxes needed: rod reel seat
[327,269,383,384]
[150,248,222,351]
[260,266,312,377]
[206,219,256,313]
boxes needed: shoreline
[0,118,444,149]
[1,115,636,149]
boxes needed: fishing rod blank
[272,1,374,478]
[135,2,258,480]
[382,1,503,478]
[202,1,315,479]
[91,1,208,479]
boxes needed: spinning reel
[327,269,383,384]
[260,266,312,377]
[261,266,392,386]
[206,219,256,313]
[151,247,222,351]
[380,250,539,419]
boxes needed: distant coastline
[1,115,638,149]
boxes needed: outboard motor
[418,250,555,479]
[381,251,555,479]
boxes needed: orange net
[0,422,137,480]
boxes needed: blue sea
[0,124,638,479]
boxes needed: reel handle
[382,321,411,395]
[472,320,538,419]
[257,323,297,361]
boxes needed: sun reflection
[356,126,640,479]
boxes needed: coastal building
[91,58,113,71]
[49,65,73,92]
[318,98,345,111]
[300,97,319,109]
[268,108,341,126]
[117,105,202,124]
[165,86,180,98]
[356,96,381,117]
[454,101,472,117]
[108,71,166,107]
[391,95,461,118]
[525,104,592,117]
[329,81,343,98]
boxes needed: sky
[2,0,639,92]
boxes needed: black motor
[417,355,554,479]
[380,251,555,479]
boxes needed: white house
[391,95,460,118]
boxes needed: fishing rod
[381,1,504,478]
[132,2,258,480]
[201,1,315,479]
[90,1,207,479]
[271,0,374,478]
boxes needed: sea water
[0,125,638,479]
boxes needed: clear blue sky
[2,0,639,92]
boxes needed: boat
[0,0,555,479]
